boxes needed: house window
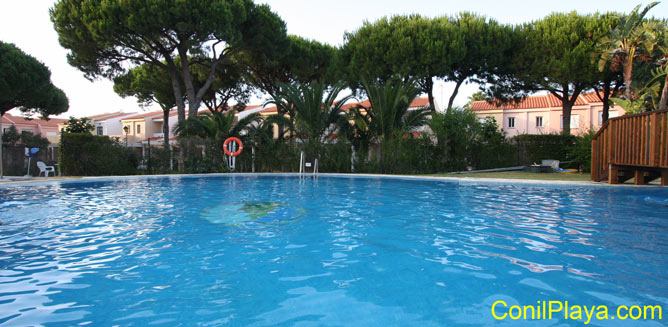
[96,126,103,135]
[560,115,580,129]
[536,116,543,127]
[599,110,620,125]
[508,117,515,128]
[136,124,141,134]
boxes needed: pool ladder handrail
[299,151,318,178]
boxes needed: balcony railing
[591,109,668,185]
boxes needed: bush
[377,136,440,174]
[471,117,518,170]
[175,137,226,174]
[319,142,353,173]
[428,111,517,172]
[59,133,138,176]
[513,134,576,166]
[568,131,595,172]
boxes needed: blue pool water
[0,175,667,326]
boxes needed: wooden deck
[591,109,668,185]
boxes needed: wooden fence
[591,109,668,185]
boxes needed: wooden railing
[591,109,668,185]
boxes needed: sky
[1,1,666,118]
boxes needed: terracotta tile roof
[1,114,67,128]
[88,112,121,120]
[90,112,138,121]
[410,97,429,108]
[259,105,278,114]
[122,110,164,120]
[241,104,263,111]
[471,92,604,111]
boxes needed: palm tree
[174,109,262,148]
[267,82,354,159]
[598,2,660,101]
[350,78,430,171]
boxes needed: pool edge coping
[0,172,663,189]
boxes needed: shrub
[59,133,138,176]
[319,141,353,173]
[2,125,20,145]
[471,117,518,170]
[567,131,595,172]
[513,134,576,166]
[63,117,94,133]
[378,136,440,174]
[175,137,226,174]
[428,110,517,172]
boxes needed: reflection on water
[200,201,304,225]
[0,176,667,326]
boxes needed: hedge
[59,133,138,176]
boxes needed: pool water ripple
[0,176,667,326]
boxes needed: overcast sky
[1,1,666,118]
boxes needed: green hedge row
[512,132,594,171]
[59,133,138,176]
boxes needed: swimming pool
[1,175,666,326]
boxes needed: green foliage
[342,13,516,110]
[243,35,338,96]
[194,57,255,111]
[354,78,429,140]
[444,13,517,110]
[175,137,227,174]
[1,126,49,148]
[505,12,614,134]
[59,133,137,176]
[342,14,460,108]
[174,110,261,149]
[513,134,577,166]
[0,41,68,117]
[19,131,50,149]
[376,136,440,174]
[568,131,595,172]
[63,117,94,134]
[114,64,176,110]
[428,110,516,172]
[1,125,20,145]
[267,82,354,159]
[597,2,660,101]
[51,0,287,117]
[472,117,517,170]
[319,142,352,173]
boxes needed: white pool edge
[0,172,664,189]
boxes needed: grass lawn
[430,171,592,181]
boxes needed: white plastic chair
[37,161,55,177]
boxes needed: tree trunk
[447,79,465,113]
[178,48,198,118]
[601,82,611,123]
[162,108,170,157]
[166,61,186,123]
[623,57,634,101]
[562,102,573,135]
[425,77,436,112]
[659,72,668,110]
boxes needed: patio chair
[37,161,55,177]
